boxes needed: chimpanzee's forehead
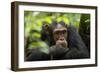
[56,23,66,27]
[53,23,67,29]
[50,21,67,30]
[53,26,67,32]
[57,24,63,28]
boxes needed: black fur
[26,21,89,61]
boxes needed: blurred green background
[24,11,90,57]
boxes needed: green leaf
[63,16,70,25]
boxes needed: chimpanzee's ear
[42,21,50,30]
[41,21,54,46]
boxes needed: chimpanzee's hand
[56,37,68,48]
[50,42,69,59]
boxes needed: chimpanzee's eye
[62,30,66,34]
[55,31,60,35]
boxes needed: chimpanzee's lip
[59,38,64,40]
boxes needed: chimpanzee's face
[53,24,67,42]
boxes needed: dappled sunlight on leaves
[24,11,84,54]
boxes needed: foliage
[79,14,90,52]
[24,11,89,54]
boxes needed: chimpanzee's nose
[59,37,64,40]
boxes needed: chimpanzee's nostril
[59,37,64,40]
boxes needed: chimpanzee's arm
[49,46,69,60]
[26,49,51,61]
[65,25,89,59]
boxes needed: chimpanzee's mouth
[59,38,64,41]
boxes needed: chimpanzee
[26,21,89,61]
